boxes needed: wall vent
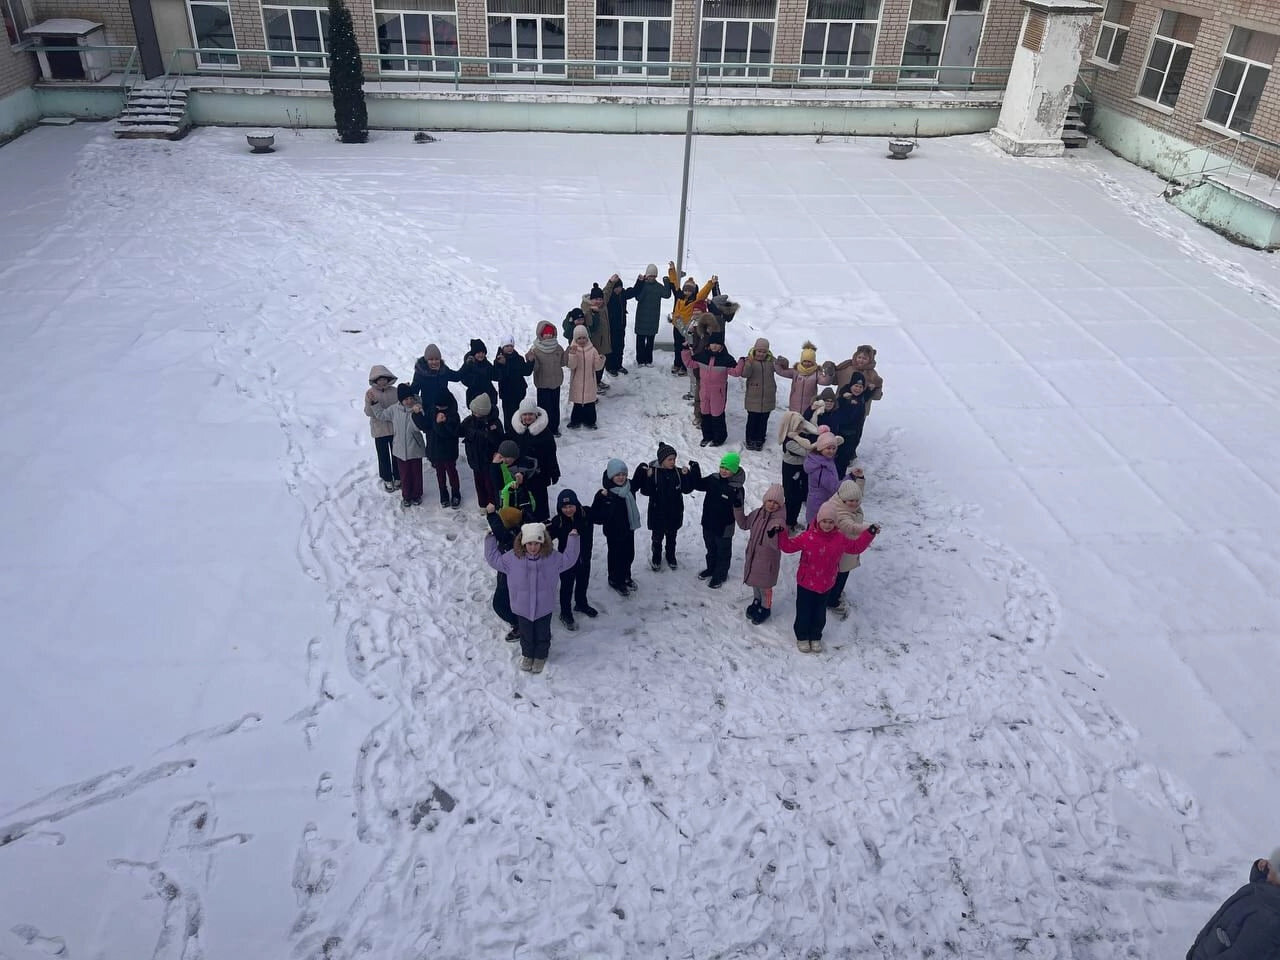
[1022,9,1047,51]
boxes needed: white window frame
[186,0,240,69]
[800,0,881,82]
[1203,27,1278,134]
[3,0,33,48]
[486,11,565,74]
[1091,0,1132,67]
[374,8,458,75]
[1136,9,1198,109]
[595,14,672,78]
[262,4,330,72]
[900,0,983,83]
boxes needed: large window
[596,0,671,77]
[1137,9,1199,108]
[3,0,32,46]
[801,0,880,80]
[376,0,458,73]
[187,0,238,67]
[488,0,564,74]
[1092,0,1133,66]
[901,0,982,81]
[1204,26,1278,133]
[264,2,330,70]
[700,0,776,79]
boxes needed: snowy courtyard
[2,122,1280,959]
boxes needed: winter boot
[666,556,678,570]
[519,656,534,672]
[752,606,772,625]
[401,498,413,509]
[708,577,725,589]
[504,626,521,643]
[650,550,662,572]
[828,599,848,620]
[609,581,631,597]
[810,638,824,653]
[383,480,397,493]
[530,659,546,674]
[574,602,599,618]
[450,490,462,509]
[745,600,761,619]
[439,488,450,508]
[796,639,811,653]
[625,578,638,591]
[559,612,577,632]
[697,568,713,580]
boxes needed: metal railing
[162,46,1011,101]
[1164,129,1280,201]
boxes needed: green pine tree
[327,0,368,143]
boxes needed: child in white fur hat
[484,521,580,674]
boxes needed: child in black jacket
[425,397,462,508]
[692,451,747,589]
[591,458,644,596]
[492,334,533,431]
[459,338,498,407]
[635,441,699,571]
[511,397,559,522]
[546,489,598,630]
[461,394,505,510]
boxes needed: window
[187,0,238,67]
[1205,26,1278,132]
[3,0,32,46]
[1138,9,1199,108]
[1093,0,1133,65]
[700,0,775,79]
[801,0,880,81]
[376,0,458,73]
[487,0,564,74]
[596,0,671,77]
[264,3,330,70]
[901,0,983,81]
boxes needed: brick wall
[771,0,805,82]
[0,38,38,96]
[1087,0,1280,175]
[976,0,1021,84]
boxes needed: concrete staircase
[114,87,191,140]
[1061,96,1089,150]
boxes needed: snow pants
[782,462,807,528]
[493,573,516,627]
[396,457,424,503]
[651,527,679,565]
[702,529,733,582]
[636,334,655,366]
[569,402,597,428]
[536,387,561,435]
[745,411,770,447]
[559,560,590,616]
[606,531,635,586]
[374,435,399,483]
[827,570,850,607]
[607,317,625,373]
[518,613,553,660]
[473,467,497,510]
[700,413,727,445]
[433,460,460,499]
[793,586,829,643]
[672,327,687,371]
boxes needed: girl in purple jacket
[485,522,579,674]
[803,428,843,526]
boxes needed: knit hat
[589,283,604,301]
[763,483,784,504]
[837,479,863,502]
[498,506,523,530]
[539,322,556,338]
[656,441,677,465]
[565,307,585,323]
[752,338,769,353]
[800,342,817,365]
[520,522,546,544]
[498,439,520,459]
[816,501,840,525]
[397,383,416,402]
[468,394,492,418]
[517,396,538,417]
[557,489,581,511]
[501,333,515,347]
[469,338,487,357]
[606,458,628,480]
[813,431,841,453]
[573,324,590,341]
[423,344,442,362]
[818,387,837,404]
[719,451,741,473]
[645,263,658,277]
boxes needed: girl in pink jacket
[684,331,736,447]
[776,501,879,653]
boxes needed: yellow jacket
[667,266,715,328]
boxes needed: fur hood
[510,402,549,437]
[777,410,819,445]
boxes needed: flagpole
[675,0,703,277]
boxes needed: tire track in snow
[56,130,1228,959]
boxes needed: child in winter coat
[374,384,429,508]
[492,334,532,432]
[628,263,672,366]
[776,503,879,653]
[364,365,400,491]
[546,489,598,631]
[461,394,505,510]
[734,483,785,625]
[410,344,460,411]
[511,397,559,522]
[775,341,833,414]
[665,261,716,374]
[731,339,777,451]
[603,274,631,376]
[485,520,580,674]
[803,428,843,526]
[485,504,525,643]
[491,439,537,517]
[692,451,746,589]
[583,284,612,393]
[458,339,498,408]
[635,441,699,571]
[686,331,737,447]
[835,374,871,475]
[778,411,819,531]
[824,472,867,618]
[525,320,566,437]
[566,324,605,430]
[591,458,644,595]
[835,345,884,418]
[425,397,462,508]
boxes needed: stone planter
[247,131,275,153]
[887,138,915,160]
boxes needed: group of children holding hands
[361,264,887,672]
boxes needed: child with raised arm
[485,520,580,674]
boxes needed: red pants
[433,460,460,496]
[396,457,423,502]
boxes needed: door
[937,10,982,85]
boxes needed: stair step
[119,112,187,123]
[1061,130,1089,148]
[127,96,186,106]
[115,122,189,140]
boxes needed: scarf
[535,336,560,355]
[609,479,641,531]
[794,359,819,376]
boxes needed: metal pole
[675,0,703,277]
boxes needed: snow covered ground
[1,122,1278,959]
